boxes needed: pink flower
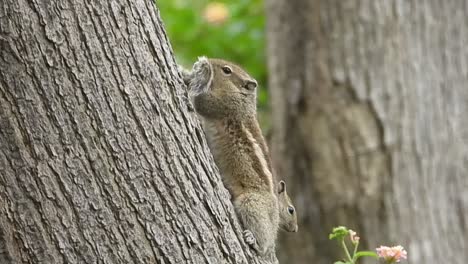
[349,229,360,244]
[376,245,407,263]
[203,2,229,25]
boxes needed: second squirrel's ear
[278,180,287,194]
[189,56,213,95]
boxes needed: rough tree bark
[0,1,270,263]
[266,0,468,264]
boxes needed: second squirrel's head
[182,57,258,120]
[278,181,298,232]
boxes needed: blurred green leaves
[157,0,268,109]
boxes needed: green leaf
[334,261,347,264]
[329,226,349,240]
[354,251,379,259]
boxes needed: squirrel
[277,180,298,233]
[181,57,297,255]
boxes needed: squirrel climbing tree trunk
[266,1,468,264]
[0,1,270,263]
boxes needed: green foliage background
[157,0,268,109]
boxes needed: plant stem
[352,242,359,261]
[341,240,353,263]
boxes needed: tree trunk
[0,1,270,263]
[266,0,468,263]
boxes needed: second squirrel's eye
[288,206,295,215]
[222,65,232,75]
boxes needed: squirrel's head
[278,181,298,232]
[181,57,258,120]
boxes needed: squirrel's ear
[189,56,213,95]
[178,65,192,86]
[278,180,286,194]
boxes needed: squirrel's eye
[222,66,232,75]
[288,206,295,215]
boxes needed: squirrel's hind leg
[234,192,279,255]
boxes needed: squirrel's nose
[244,80,257,90]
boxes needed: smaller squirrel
[277,180,298,233]
[181,57,281,255]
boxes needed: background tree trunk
[266,0,468,263]
[0,1,270,263]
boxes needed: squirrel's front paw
[243,230,259,251]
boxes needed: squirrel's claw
[243,230,259,251]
